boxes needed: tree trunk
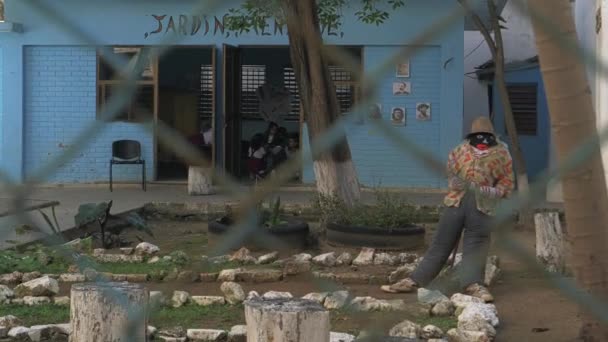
[534,211,566,273]
[188,166,214,195]
[244,298,330,342]
[70,282,149,342]
[282,0,361,206]
[530,0,608,339]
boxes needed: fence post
[70,282,149,342]
[244,298,330,342]
[188,166,214,195]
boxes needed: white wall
[463,0,537,134]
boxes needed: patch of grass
[417,315,458,332]
[150,304,244,330]
[0,250,70,274]
[0,304,69,326]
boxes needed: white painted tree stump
[188,166,214,195]
[244,298,330,342]
[70,282,149,342]
[535,212,566,273]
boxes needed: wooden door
[222,44,241,177]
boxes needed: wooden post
[188,166,214,195]
[535,212,566,273]
[70,282,149,342]
[244,298,330,342]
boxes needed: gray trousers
[410,192,491,288]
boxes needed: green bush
[312,190,418,228]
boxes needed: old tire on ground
[208,219,310,251]
[326,222,425,250]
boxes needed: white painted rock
[262,291,293,300]
[171,291,191,308]
[349,296,382,311]
[485,256,501,286]
[302,292,329,304]
[447,328,493,342]
[150,291,168,307]
[52,324,71,335]
[293,253,313,263]
[221,282,245,304]
[53,296,70,306]
[389,320,421,339]
[148,326,158,337]
[228,325,247,342]
[330,331,356,342]
[148,256,161,264]
[230,247,256,265]
[246,291,260,300]
[457,317,497,338]
[0,315,22,329]
[191,296,225,306]
[324,291,349,310]
[59,273,86,282]
[398,252,418,264]
[352,248,375,266]
[336,252,353,266]
[373,253,399,266]
[218,269,242,282]
[313,252,337,267]
[135,242,160,256]
[421,325,444,339]
[257,252,279,265]
[186,329,227,341]
[13,276,59,298]
[418,288,449,306]
[458,302,500,327]
[388,264,417,283]
[120,247,134,255]
[8,327,30,338]
[23,296,52,306]
[450,293,484,311]
[0,285,14,303]
[431,298,455,317]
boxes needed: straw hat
[470,116,495,134]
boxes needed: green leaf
[74,201,112,227]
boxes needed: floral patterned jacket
[444,140,515,216]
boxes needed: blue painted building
[0,0,494,188]
[475,56,551,182]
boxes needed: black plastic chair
[109,140,146,192]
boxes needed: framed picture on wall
[392,81,411,95]
[391,107,406,126]
[396,60,410,77]
[416,103,431,121]
[369,103,383,120]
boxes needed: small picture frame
[416,103,431,121]
[391,107,406,126]
[396,61,410,77]
[392,81,411,96]
[369,103,383,120]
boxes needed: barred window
[240,65,266,119]
[198,65,214,122]
[507,84,538,136]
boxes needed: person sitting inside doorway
[285,134,301,181]
[247,133,268,180]
[188,121,213,161]
[263,122,288,171]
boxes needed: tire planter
[326,222,426,250]
[208,218,310,251]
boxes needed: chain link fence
[1,0,607,340]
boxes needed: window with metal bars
[240,65,266,119]
[506,84,538,136]
[198,65,214,122]
[282,65,357,119]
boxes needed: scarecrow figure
[381,116,515,302]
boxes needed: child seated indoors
[247,133,267,180]
[285,134,301,181]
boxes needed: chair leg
[142,161,146,191]
[109,162,113,192]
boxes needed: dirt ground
[89,220,584,340]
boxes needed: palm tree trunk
[530,0,608,339]
[281,0,361,206]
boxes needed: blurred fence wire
[2,0,608,340]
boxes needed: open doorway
[223,46,363,183]
[157,47,215,180]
